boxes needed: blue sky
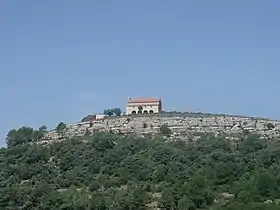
[1,1,280,146]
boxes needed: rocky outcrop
[44,113,280,142]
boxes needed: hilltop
[3,112,280,209]
[42,112,280,144]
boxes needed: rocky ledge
[43,113,280,142]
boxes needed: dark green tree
[104,108,122,116]
[103,109,114,116]
[159,124,172,136]
[113,108,122,116]
[55,122,67,137]
[267,123,275,130]
[6,126,44,147]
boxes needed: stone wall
[44,114,280,142]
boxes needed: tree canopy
[103,108,122,116]
[55,122,67,137]
[6,126,46,147]
[1,130,280,209]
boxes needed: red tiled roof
[127,98,161,103]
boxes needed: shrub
[160,125,172,136]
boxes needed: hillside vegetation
[2,129,280,209]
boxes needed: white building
[126,98,162,115]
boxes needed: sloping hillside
[1,131,280,209]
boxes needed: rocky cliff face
[43,113,280,142]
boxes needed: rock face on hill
[44,113,280,142]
